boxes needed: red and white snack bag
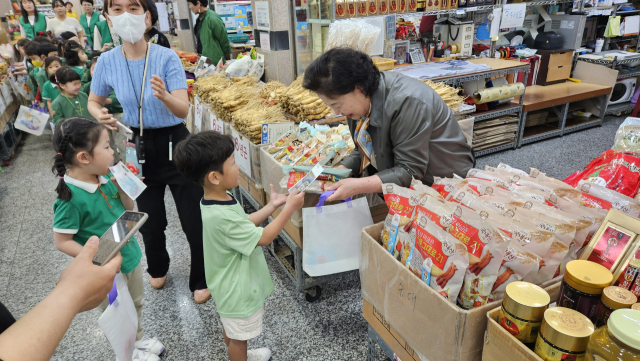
[466,169,516,190]
[512,186,557,208]
[444,178,514,201]
[491,243,541,300]
[496,163,530,177]
[577,180,640,218]
[507,206,577,249]
[381,184,421,265]
[432,177,466,199]
[406,215,469,304]
[448,204,510,309]
[410,178,445,202]
[413,195,455,231]
[484,165,529,185]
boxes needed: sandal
[135,337,165,356]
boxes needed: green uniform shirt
[72,66,85,78]
[196,10,231,66]
[35,68,49,88]
[81,80,123,114]
[51,92,95,125]
[28,65,40,97]
[53,175,142,274]
[41,80,60,102]
[201,196,274,318]
[20,13,48,40]
[80,12,101,48]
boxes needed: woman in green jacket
[79,0,105,48]
[187,0,231,65]
[19,0,48,40]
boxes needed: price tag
[210,111,224,134]
[232,129,251,177]
[456,9,465,15]
[466,6,477,12]
[194,98,203,132]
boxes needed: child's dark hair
[37,42,58,59]
[24,42,39,57]
[63,41,84,66]
[53,66,80,86]
[32,37,51,44]
[17,38,31,50]
[174,131,235,186]
[60,31,77,41]
[45,57,63,82]
[52,118,108,201]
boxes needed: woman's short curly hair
[302,48,380,99]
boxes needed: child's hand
[268,184,288,208]
[105,98,112,105]
[284,189,305,212]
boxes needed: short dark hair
[59,31,77,41]
[303,48,380,99]
[52,0,66,9]
[81,0,94,5]
[145,0,158,25]
[37,42,58,58]
[65,1,73,5]
[105,0,149,13]
[63,40,84,66]
[20,0,40,22]
[53,65,81,86]
[186,0,209,6]
[24,42,39,56]
[174,131,235,186]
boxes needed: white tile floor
[0,116,625,360]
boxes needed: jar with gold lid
[557,260,613,322]
[585,309,640,361]
[498,282,550,348]
[595,286,637,327]
[534,307,595,361]
[632,303,640,311]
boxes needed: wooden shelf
[517,82,612,112]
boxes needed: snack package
[484,165,529,185]
[496,163,529,177]
[512,185,557,208]
[431,177,466,199]
[507,206,577,249]
[381,184,421,264]
[410,178,446,202]
[280,171,339,194]
[357,0,369,15]
[449,204,510,308]
[406,216,469,303]
[266,130,297,154]
[412,195,455,231]
[491,244,541,300]
[466,169,516,190]
[563,149,640,198]
[613,117,640,153]
[577,180,640,218]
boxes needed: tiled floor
[0,116,625,360]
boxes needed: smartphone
[93,211,148,266]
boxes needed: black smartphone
[92,211,148,266]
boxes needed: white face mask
[109,12,147,44]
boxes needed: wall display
[347,0,356,16]
[358,0,369,16]
[336,0,346,17]
[368,0,378,15]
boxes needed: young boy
[35,42,59,88]
[174,131,305,361]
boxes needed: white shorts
[220,305,264,341]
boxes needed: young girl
[63,40,88,77]
[51,117,165,360]
[41,56,62,115]
[50,66,95,125]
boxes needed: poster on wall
[255,1,270,31]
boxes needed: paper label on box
[210,111,224,134]
[232,129,251,177]
[194,98,203,132]
[261,122,295,144]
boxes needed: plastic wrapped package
[431,177,466,199]
[563,150,640,198]
[410,178,445,202]
[613,117,640,153]
[412,195,455,231]
[324,18,381,55]
[495,163,529,177]
[577,180,640,218]
[466,168,516,190]
[381,184,421,264]
[491,244,541,300]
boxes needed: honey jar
[594,286,637,328]
[498,282,550,348]
[534,307,594,361]
[557,260,613,322]
[585,309,640,361]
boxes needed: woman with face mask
[87,0,211,305]
[46,0,85,44]
[19,0,48,40]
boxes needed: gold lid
[503,282,550,321]
[633,303,640,311]
[602,286,638,310]
[540,307,594,352]
[564,260,613,295]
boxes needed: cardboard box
[360,223,562,361]
[363,298,421,361]
[239,171,267,206]
[483,307,544,361]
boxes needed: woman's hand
[325,175,383,202]
[97,108,117,131]
[105,98,112,105]
[101,43,113,52]
[150,75,168,101]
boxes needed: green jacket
[196,10,231,65]
[20,13,47,40]
[95,21,113,46]
[80,12,101,48]
[81,80,123,114]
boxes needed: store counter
[514,82,612,147]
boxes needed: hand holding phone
[93,211,148,266]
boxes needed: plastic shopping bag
[302,190,374,276]
[98,274,138,361]
[14,104,49,136]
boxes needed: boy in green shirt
[50,66,95,125]
[174,131,305,361]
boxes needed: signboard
[255,1,270,31]
[194,98,203,132]
[500,3,526,29]
[232,129,251,177]
[210,111,224,134]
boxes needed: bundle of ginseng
[280,76,334,122]
[419,79,465,113]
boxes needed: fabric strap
[354,107,373,174]
[139,43,151,136]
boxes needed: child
[35,42,58,88]
[51,117,165,360]
[11,38,31,76]
[24,41,41,99]
[50,66,95,125]
[63,40,88,77]
[174,131,305,361]
[41,56,62,115]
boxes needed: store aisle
[0,116,625,360]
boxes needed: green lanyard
[62,95,83,117]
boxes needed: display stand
[235,186,342,302]
[516,82,612,147]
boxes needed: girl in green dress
[42,57,63,116]
[51,66,95,125]
[62,40,89,78]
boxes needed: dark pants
[0,301,15,334]
[133,124,206,292]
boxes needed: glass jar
[585,309,640,361]
[499,282,550,348]
[633,303,640,311]
[594,286,637,328]
[534,307,594,361]
[557,260,613,323]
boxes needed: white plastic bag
[14,104,49,136]
[98,274,138,361]
[302,190,374,276]
[225,53,264,79]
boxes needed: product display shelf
[616,69,640,79]
[235,186,340,302]
[605,101,636,116]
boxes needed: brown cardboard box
[239,171,266,206]
[360,223,562,361]
[363,299,420,361]
[483,307,544,361]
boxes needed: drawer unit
[536,49,574,86]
